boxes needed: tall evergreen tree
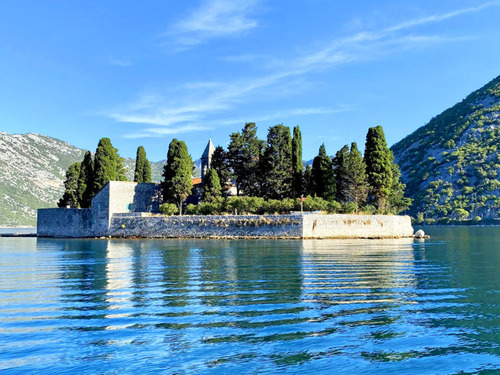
[210,146,232,193]
[291,125,303,196]
[162,139,193,215]
[260,124,293,199]
[364,126,393,211]
[77,151,94,208]
[346,142,368,207]
[227,123,264,196]
[202,168,222,202]
[92,138,127,195]
[134,146,152,183]
[387,152,412,214]
[58,162,81,208]
[311,144,335,200]
[333,145,350,203]
[303,164,313,195]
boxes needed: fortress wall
[37,208,92,237]
[302,214,413,238]
[109,214,303,238]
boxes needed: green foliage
[134,146,151,183]
[58,162,81,208]
[342,201,358,214]
[333,144,350,203]
[77,151,93,208]
[92,138,127,195]
[210,146,232,192]
[292,125,303,196]
[311,144,335,200]
[228,123,264,196]
[260,124,293,199]
[160,203,178,216]
[346,142,369,208]
[162,139,194,215]
[203,168,222,201]
[365,126,393,210]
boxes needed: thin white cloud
[109,2,494,137]
[169,0,260,46]
[124,125,210,139]
[107,56,133,67]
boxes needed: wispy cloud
[109,2,495,138]
[107,56,133,67]
[169,0,261,46]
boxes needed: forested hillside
[392,75,500,222]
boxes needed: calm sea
[0,227,499,374]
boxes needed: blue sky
[1,0,500,161]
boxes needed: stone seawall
[302,214,413,238]
[109,213,413,239]
[37,208,93,237]
[110,214,303,238]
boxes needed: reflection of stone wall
[302,214,413,238]
[110,214,303,238]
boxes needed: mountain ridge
[392,75,500,221]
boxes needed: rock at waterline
[414,229,426,238]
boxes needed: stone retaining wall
[37,208,93,237]
[110,214,303,238]
[302,214,413,238]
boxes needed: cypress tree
[346,142,368,207]
[227,123,264,196]
[58,162,81,208]
[292,125,303,196]
[210,146,232,192]
[162,139,193,215]
[92,138,127,195]
[303,164,313,195]
[387,152,412,214]
[77,151,94,208]
[364,126,393,211]
[134,146,151,183]
[203,168,222,202]
[333,145,350,203]
[311,144,335,200]
[260,124,293,199]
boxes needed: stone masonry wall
[302,214,413,238]
[37,208,92,237]
[110,214,303,238]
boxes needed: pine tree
[203,168,222,202]
[134,146,151,183]
[210,146,232,193]
[311,144,335,200]
[92,138,127,195]
[227,123,264,196]
[292,125,303,197]
[162,139,193,215]
[77,151,94,208]
[333,145,350,203]
[364,126,393,211]
[260,124,293,199]
[346,142,368,207]
[58,162,81,208]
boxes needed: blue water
[0,227,499,374]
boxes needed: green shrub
[160,203,178,216]
[342,201,358,214]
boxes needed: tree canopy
[134,146,152,183]
[93,137,127,195]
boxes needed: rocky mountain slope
[392,75,500,221]
[0,132,184,227]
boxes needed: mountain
[392,75,500,222]
[0,132,202,227]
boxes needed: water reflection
[0,234,498,374]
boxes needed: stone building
[38,181,161,237]
[200,138,215,183]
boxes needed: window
[127,203,134,211]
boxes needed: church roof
[201,138,215,159]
